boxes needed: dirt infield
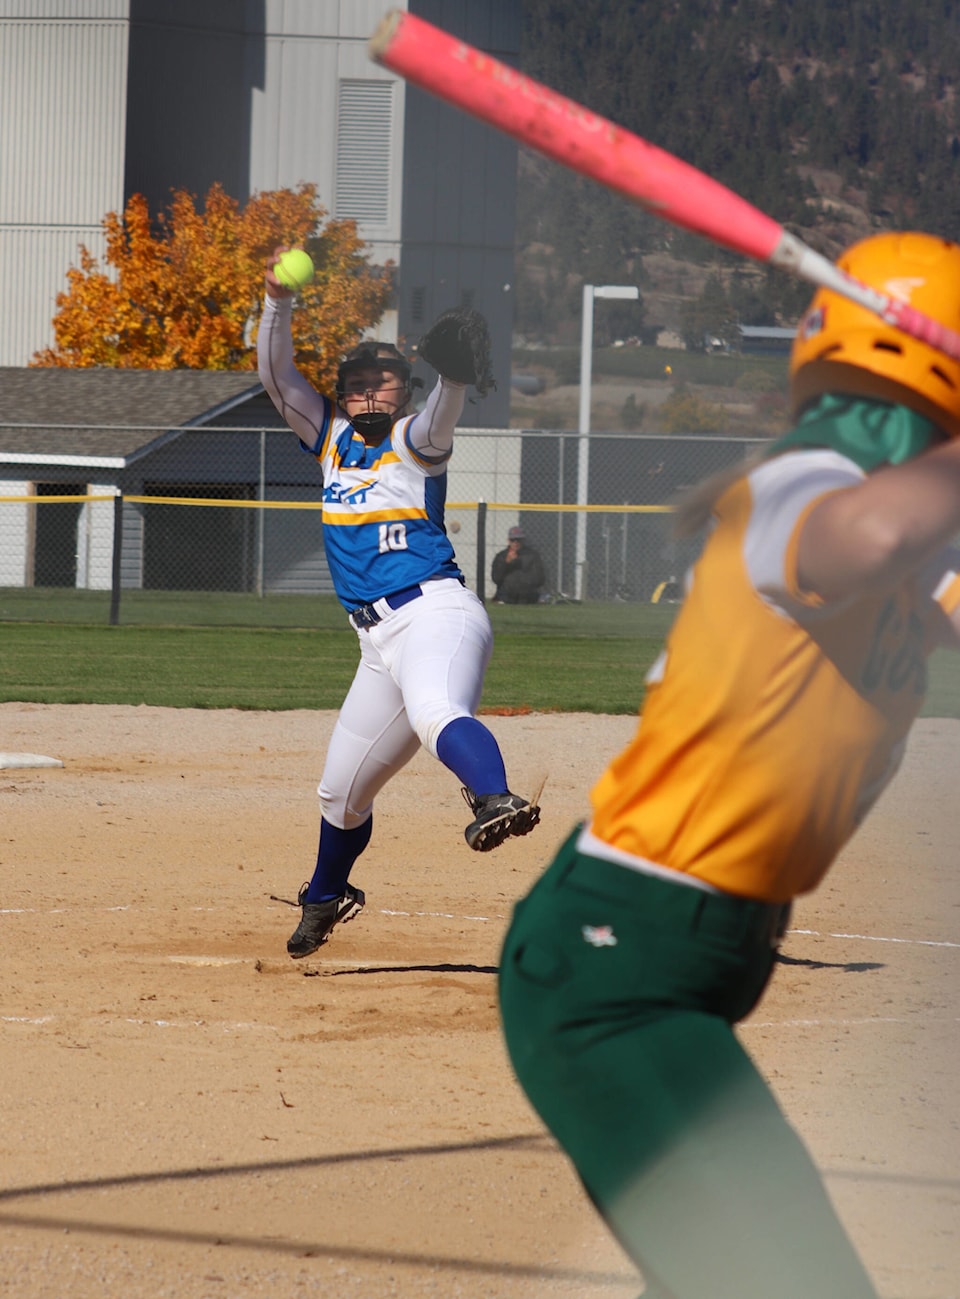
[1,703,957,1299]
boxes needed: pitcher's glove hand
[417,308,496,397]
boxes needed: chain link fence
[0,426,765,626]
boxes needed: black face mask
[351,410,393,445]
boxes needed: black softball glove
[417,307,496,397]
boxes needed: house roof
[738,325,797,339]
[0,367,264,467]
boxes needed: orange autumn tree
[32,182,393,392]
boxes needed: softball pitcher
[258,250,539,959]
[499,232,960,1299]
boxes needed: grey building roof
[0,367,264,467]
[738,326,797,340]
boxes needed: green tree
[517,0,960,340]
[680,275,737,351]
[620,392,646,429]
[658,384,730,434]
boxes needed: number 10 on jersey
[379,522,408,552]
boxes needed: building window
[410,286,426,323]
[335,80,393,225]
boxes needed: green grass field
[1,596,958,717]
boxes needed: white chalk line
[0,905,214,915]
[380,908,497,922]
[742,1014,960,1030]
[1,904,493,922]
[121,1018,277,1032]
[166,954,245,966]
[790,927,960,949]
[4,1008,956,1035]
[2,906,958,948]
[0,1013,277,1033]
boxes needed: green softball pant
[498,828,879,1299]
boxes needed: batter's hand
[265,246,295,301]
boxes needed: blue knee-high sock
[305,816,372,903]
[436,717,508,796]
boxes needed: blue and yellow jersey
[590,449,960,902]
[303,397,462,610]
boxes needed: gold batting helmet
[789,231,960,438]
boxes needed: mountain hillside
[514,0,960,345]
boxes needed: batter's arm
[928,550,960,648]
[797,437,960,602]
[940,601,960,648]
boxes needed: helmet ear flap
[789,232,960,439]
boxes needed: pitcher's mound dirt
[1,705,957,1298]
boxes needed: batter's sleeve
[743,449,865,625]
[922,545,960,645]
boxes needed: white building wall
[2,1,408,367]
[0,481,30,585]
[77,485,116,589]
[250,0,405,270]
[1,227,111,366]
[0,1,129,365]
[445,432,523,594]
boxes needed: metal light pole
[575,283,640,601]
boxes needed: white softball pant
[318,578,494,829]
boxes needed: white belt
[577,825,722,895]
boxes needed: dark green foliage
[620,392,647,428]
[516,0,960,339]
[680,275,739,351]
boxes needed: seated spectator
[491,526,546,604]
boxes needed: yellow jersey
[590,450,960,902]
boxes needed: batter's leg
[499,847,880,1299]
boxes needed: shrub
[658,390,730,433]
[734,369,783,394]
[620,393,646,428]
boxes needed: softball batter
[258,250,539,959]
[499,231,960,1299]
